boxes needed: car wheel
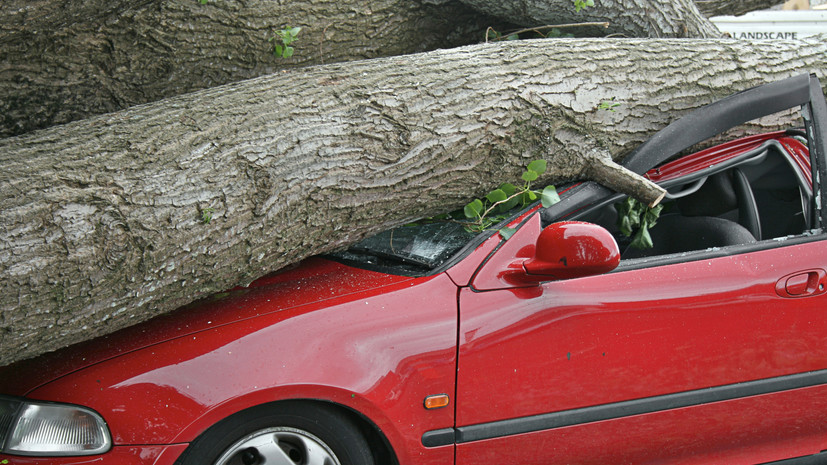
[175,401,376,465]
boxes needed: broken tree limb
[550,128,667,207]
[586,153,667,208]
[1,38,825,365]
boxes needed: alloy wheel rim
[214,427,341,465]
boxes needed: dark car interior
[572,136,812,260]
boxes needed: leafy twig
[574,0,595,12]
[615,197,662,249]
[598,97,621,112]
[463,160,561,238]
[270,27,302,58]
[200,207,215,224]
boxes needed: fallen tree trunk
[695,0,781,18]
[0,0,503,138]
[2,38,825,365]
[451,0,722,38]
[2,0,764,140]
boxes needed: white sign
[710,10,827,39]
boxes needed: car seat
[622,171,757,259]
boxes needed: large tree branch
[0,0,504,138]
[695,0,782,18]
[447,0,722,38]
[1,38,825,365]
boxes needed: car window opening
[573,137,813,260]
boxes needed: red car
[1,73,826,465]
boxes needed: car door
[452,74,827,464]
[455,216,827,464]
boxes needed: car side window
[574,136,812,261]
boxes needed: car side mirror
[521,221,620,282]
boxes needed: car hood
[0,257,415,396]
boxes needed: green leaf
[500,197,521,213]
[644,203,663,228]
[631,225,654,249]
[521,170,539,182]
[505,34,520,41]
[274,44,284,57]
[540,185,561,208]
[290,27,302,37]
[499,227,517,240]
[619,215,633,237]
[464,199,483,219]
[486,189,508,204]
[284,46,294,57]
[527,160,547,175]
[499,183,517,196]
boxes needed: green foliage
[200,207,215,224]
[270,27,302,58]
[463,160,560,238]
[574,0,595,12]
[598,97,620,112]
[615,197,662,249]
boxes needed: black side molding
[421,427,455,448]
[423,369,827,447]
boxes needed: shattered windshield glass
[330,221,477,273]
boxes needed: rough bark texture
[696,0,782,17]
[437,0,722,38]
[2,38,825,365]
[0,0,504,138]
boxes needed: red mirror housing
[523,221,620,281]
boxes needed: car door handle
[775,269,827,298]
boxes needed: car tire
[174,401,376,465]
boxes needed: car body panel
[0,258,415,396]
[453,121,827,461]
[0,444,188,465]
[9,260,459,465]
[459,238,827,423]
[456,384,827,464]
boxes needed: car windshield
[330,220,477,273]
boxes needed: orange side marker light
[424,394,450,410]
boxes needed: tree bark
[0,0,504,138]
[2,38,825,365]
[695,0,782,18]
[443,0,722,38]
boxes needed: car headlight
[0,396,111,456]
